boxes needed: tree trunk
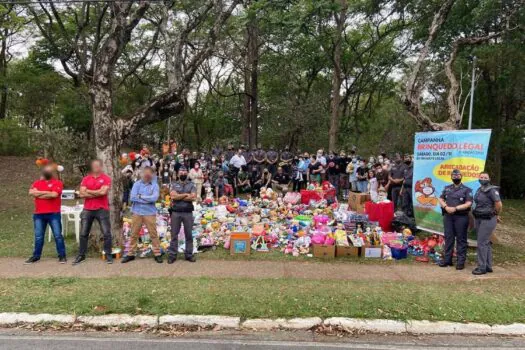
[328,0,347,152]
[90,82,123,246]
[242,3,259,149]
[0,31,7,120]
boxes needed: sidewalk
[3,258,525,282]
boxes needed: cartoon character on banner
[414,177,439,206]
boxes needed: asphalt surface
[1,329,525,350]
[3,257,525,282]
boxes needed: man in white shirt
[229,149,247,170]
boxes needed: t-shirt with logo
[81,173,112,210]
[31,179,63,214]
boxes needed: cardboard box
[230,232,251,256]
[348,192,371,212]
[363,245,383,258]
[312,244,336,259]
[335,245,360,257]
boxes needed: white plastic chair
[48,205,82,243]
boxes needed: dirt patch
[0,156,38,212]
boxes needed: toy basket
[390,246,408,260]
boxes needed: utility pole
[468,56,477,130]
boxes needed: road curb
[77,314,158,327]
[159,315,241,328]
[0,312,524,335]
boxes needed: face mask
[479,179,490,186]
[452,178,461,185]
[43,172,52,180]
[404,160,411,165]
[179,175,187,181]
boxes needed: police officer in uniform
[280,146,293,175]
[438,169,473,270]
[266,146,279,176]
[168,167,197,263]
[253,143,266,174]
[388,153,406,209]
[472,172,502,275]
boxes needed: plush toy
[35,157,49,167]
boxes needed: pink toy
[313,214,329,228]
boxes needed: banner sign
[412,129,492,234]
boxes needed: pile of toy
[122,194,444,262]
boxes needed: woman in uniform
[472,172,503,275]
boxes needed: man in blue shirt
[122,167,162,264]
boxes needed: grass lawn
[0,277,524,324]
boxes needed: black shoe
[456,264,465,270]
[58,256,67,264]
[24,256,40,265]
[167,256,177,264]
[487,267,493,273]
[121,255,135,264]
[154,255,163,264]
[472,268,486,275]
[185,255,197,263]
[106,256,113,264]
[72,255,85,265]
[438,261,453,267]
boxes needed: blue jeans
[357,180,368,193]
[33,213,66,258]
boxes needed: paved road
[2,330,525,350]
[2,257,525,282]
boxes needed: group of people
[438,169,502,275]
[27,160,199,266]
[26,145,502,276]
[121,145,415,216]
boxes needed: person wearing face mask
[471,172,502,275]
[266,146,279,176]
[375,163,389,191]
[168,167,197,263]
[225,144,235,162]
[253,144,266,174]
[400,154,414,217]
[388,153,406,209]
[189,161,204,201]
[122,167,162,264]
[25,165,66,265]
[438,169,473,270]
[280,146,293,175]
[356,159,368,193]
[316,149,327,181]
[337,151,350,199]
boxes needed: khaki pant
[128,214,161,256]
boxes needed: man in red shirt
[25,165,66,264]
[73,159,113,265]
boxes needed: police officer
[280,145,293,175]
[168,167,197,263]
[266,146,279,176]
[472,172,502,275]
[253,143,266,174]
[400,154,414,217]
[388,153,406,210]
[438,169,473,270]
